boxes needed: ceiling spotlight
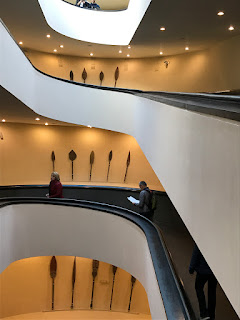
[53,49,57,52]
[90,53,93,56]
[87,125,92,128]
[119,50,122,53]
[160,27,166,31]
[185,46,189,51]
[160,51,163,55]
[35,118,40,121]
[127,54,130,57]
[2,119,6,122]
[46,34,51,38]
[45,122,49,126]
[19,41,23,45]
[217,11,224,16]
[60,45,64,48]
[128,45,131,49]
[228,25,234,31]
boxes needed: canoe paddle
[110,265,117,310]
[51,151,55,171]
[70,70,74,81]
[99,71,104,86]
[89,151,95,181]
[71,257,76,309]
[124,151,131,182]
[107,150,113,181]
[90,260,99,309]
[128,275,136,312]
[114,67,119,87]
[69,150,77,181]
[82,68,87,84]
[50,256,57,311]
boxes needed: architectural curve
[37,0,151,45]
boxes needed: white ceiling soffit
[37,0,151,46]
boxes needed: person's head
[51,172,60,181]
[139,181,147,190]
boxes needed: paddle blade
[72,257,76,286]
[50,256,57,279]
[90,151,95,165]
[70,70,74,81]
[99,71,104,85]
[112,265,117,276]
[131,275,136,285]
[92,260,99,278]
[109,150,113,162]
[51,151,55,162]
[114,67,119,87]
[69,150,77,161]
[126,151,130,167]
[82,68,87,83]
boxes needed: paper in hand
[127,196,139,205]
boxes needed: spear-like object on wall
[82,68,87,84]
[124,151,131,182]
[90,259,99,309]
[71,256,76,309]
[50,256,57,311]
[69,150,77,181]
[99,71,104,86]
[110,265,117,310]
[89,151,95,181]
[51,151,55,171]
[114,67,119,87]
[107,150,113,181]
[128,275,136,312]
[70,70,74,81]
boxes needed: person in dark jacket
[47,172,63,198]
[134,181,152,219]
[189,244,217,320]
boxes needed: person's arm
[135,191,145,208]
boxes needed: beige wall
[26,35,240,93]
[0,123,163,190]
[0,257,150,318]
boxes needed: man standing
[135,181,153,219]
[189,244,217,320]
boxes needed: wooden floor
[3,311,152,320]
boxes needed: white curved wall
[0,21,239,316]
[0,203,166,319]
[37,0,151,45]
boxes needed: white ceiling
[0,0,239,58]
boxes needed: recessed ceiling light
[53,49,57,52]
[128,45,131,49]
[2,119,6,122]
[60,45,64,48]
[46,34,51,38]
[35,118,40,121]
[87,125,92,128]
[217,11,224,16]
[228,25,234,31]
[45,122,48,126]
[160,27,166,31]
[160,51,163,55]
[119,50,122,53]
[127,54,130,57]
[19,41,23,45]
[90,53,93,56]
[185,46,189,51]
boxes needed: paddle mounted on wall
[89,151,95,181]
[107,150,113,181]
[114,67,119,87]
[69,150,77,180]
[51,151,55,171]
[124,151,131,182]
[128,275,136,312]
[82,68,87,84]
[99,71,104,86]
[50,256,57,311]
[70,70,74,81]
[110,265,117,310]
[90,259,99,309]
[71,257,76,309]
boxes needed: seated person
[76,0,84,7]
[91,0,100,9]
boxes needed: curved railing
[0,197,195,319]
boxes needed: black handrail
[1,17,239,122]
[0,196,196,319]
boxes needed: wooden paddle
[71,257,76,309]
[107,150,113,181]
[114,67,119,87]
[70,70,74,81]
[69,150,77,180]
[51,151,55,171]
[90,260,99,309]
[82,68,87,84]
[50,256,57,311]
[110,265,117,310]
[99,71,104,86]
[89,151,95,181]
[128,275,136,312]
[124,151,131,182]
